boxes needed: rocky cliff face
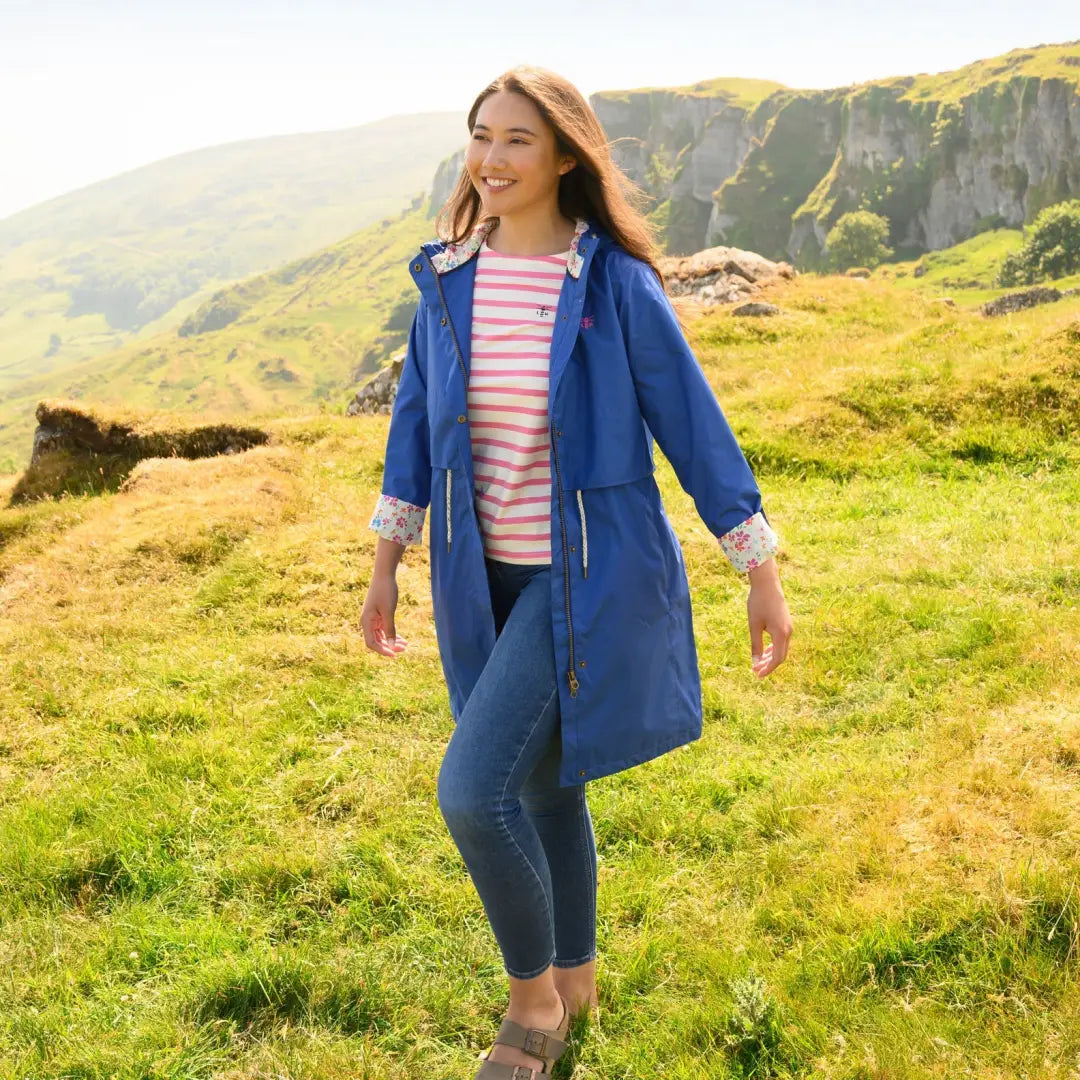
[428,149,466,219]
[586,42,1080,264]
[593,85,776,255]
[788,74,1080,263]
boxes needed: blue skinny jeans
[436,556,599,979]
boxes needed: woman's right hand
[361,571,408,657]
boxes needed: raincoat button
[570,545,576,553]
[440,317,447,326]
[556,430,563,437]
[457,414,466,423]
[579,770,586,777]
[579,660,586,668]
[413,262,422,272]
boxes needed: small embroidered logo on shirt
[581,315,595,329]
[536,304,554,320]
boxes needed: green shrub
[997,198,1080,285]
[826,211,893,271]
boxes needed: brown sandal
[474,993,570,1078]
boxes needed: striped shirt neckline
[479,238,572,259]
[469,241,570,565]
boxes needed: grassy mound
[9,399,271,504]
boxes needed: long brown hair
[436,65,666,289]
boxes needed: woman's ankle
[505,968,566,1029]
[551,959,598,1016]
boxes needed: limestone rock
[732,302,780,317]
[659,245,793,307]
[346,348,406,415]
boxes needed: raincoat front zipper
[425,250,580,699]
[550,420,579,697]
[426,252,469,554]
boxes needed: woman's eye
[471,134,526,144]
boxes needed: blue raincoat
[371,215,778,787]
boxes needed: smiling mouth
[483,178,517,192]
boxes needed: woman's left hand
[746,559,792,678]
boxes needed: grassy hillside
[0,112,465,397]
[1,274,1078,1077]
[894,39,1080,101]
[874,228,1080,303]
[0,200,438,473]
[594,77,785,109]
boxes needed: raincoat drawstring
[576,489,588,578]
[446,468,452,552]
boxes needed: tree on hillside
[825,211,893,271]
[998,199,1080,286]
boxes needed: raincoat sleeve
[615,254,779,574]
[367,305,430,546]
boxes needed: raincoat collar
[427,216,593,278]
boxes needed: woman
[362,66,793,1078]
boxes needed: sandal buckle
[511,1068,537,1080]
[523,1030,549,1057]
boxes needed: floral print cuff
[718,511,779,574]
[369,493,426,546]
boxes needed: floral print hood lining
[429,217,591,279]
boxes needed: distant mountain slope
[0,200,437,472]
[7,40,1079,469]
[591,40,1080,261]
[0,112,465,393]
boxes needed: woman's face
[465,90,576,218]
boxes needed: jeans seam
[507,953,558,980]
[551,953,596,968]
[495,682,559,974]
[582,786,597,958]
[550,784,597,968]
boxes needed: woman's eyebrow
[472,123,537,136]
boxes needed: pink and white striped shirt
[467,238,567,564]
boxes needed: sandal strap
[475,1063,545,1080]
[492,1017,568,1062]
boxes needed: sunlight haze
[1,0,1078,220]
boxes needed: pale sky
[1,0,1077,221]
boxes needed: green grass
[895,40,1080,103]
[1,275,1079,1077]
[593,78,786,111]
[875,228,1080,304]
